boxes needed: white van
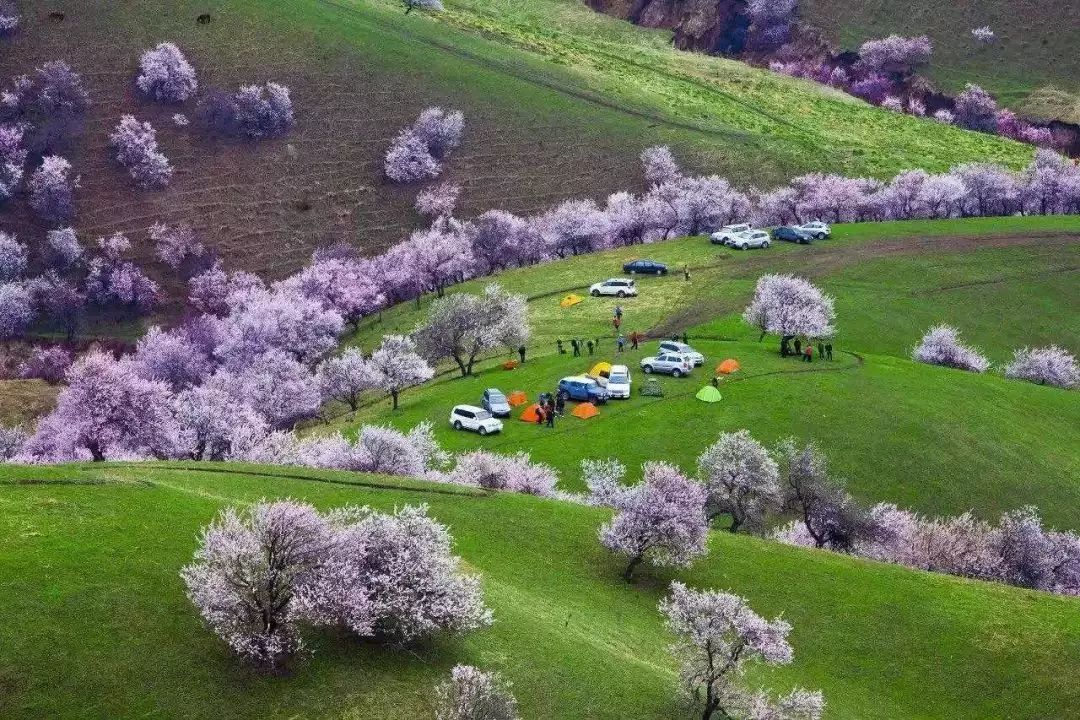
[607,364,632,398]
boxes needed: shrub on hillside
[194,83,295,139]
[0,424,25,459]
[108,116,172,189]
[912,325,990,372]
[150,222,205,271]
[384,106,464,183]
[136,43,198,104]
[0,231,27,281]
[28,155,78,224]
[1004,346,1078,389]
[45,227,81,267]
[434,666,519,720]
[858,35,932,77]
[659,582,824,720]
[18,345,73,384]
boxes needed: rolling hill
[800,0,1080,122]
[1,462,1077,719]
[330,217,1080,529]
[1,0,1036,299]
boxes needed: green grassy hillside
[330,217,1080,528]
[2,0,1035,298]
[800,0,1080,122]
[1,463,1077,719]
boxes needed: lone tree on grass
[659,582,824,720]
[598,462,708,581]
[434,665,519,720]
[743,274,835,348]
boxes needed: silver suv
[640,352,693,377]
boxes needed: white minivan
[607,364,632,398]
[449,405,504,435]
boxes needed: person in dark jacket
[556,339,565,354]
[825,343,833,361]
[817,341,825,359]
[794,338,802,356]
[555,394,566,416]
[545,400,555,427]
[681,331,689,344]
[571,338,580,357]
[535,405,545,426]
[587,340,594,355]
[518,345,526,363]
[780,337,790,357]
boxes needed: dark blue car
[557,376,609,404]
[622,259,668,275]
[773,226,814,244]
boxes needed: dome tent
[571,402,599,419]
[508,390,529,407]
[589,361,612,377]
[716,359,741,374]
[695,385,722,403]
[559,294,584,308]
[519,403,543,422]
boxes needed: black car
[622,259,668,275]
[773,226,814,244]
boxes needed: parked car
[558,376,610,403]
[607,365,632,399]
[640,352,693,377]
[480,388,511,418]
[658,340,705,366]
[449,405,504,435]
[730,230,771,250]
[795,221,831,239]
[623,259,668,275]
[773,226,814,244]
[589,278,638,297]
[709,223,752,245]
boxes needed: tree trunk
[622,555,643,582]
[728,516,742,533]
[391,389,400,410]
[88,442,104,462]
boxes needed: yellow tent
[571,402,599,419]
[589,361,612,377]
[508,391,529,407]
[716,358,741,375]
[559,294,584,308]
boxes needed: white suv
[795,221,831,239]
[449,405,503,435]
[640,352,693,377]
[658,341,704,366]
[710,224,752,245]
[731,230,771,250]
[589,278,637,298]
[607,365,632,398]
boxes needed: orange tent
[508,391,528,407]
[519,403,543,422]
[571,402,599,419]
[503,359,519,370]
[716,358,741,375]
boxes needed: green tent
[695,385,722,403]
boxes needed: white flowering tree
[659,582,824,720]
[743,275,835,346]
[696,430,782,533]
[416,284,528,377]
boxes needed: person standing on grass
[557,339,565,354]
[803,344,813,363]
[614,305,623,320]
[613,316,622,331]
[571,338,580,357]
[683,265,690,281]
[826,342,833,361]
[617,334,626,353]
[681,331,689,344]
[780,337,790,357]
[630,331,640,350]
[818,341,825,359]
[794,337,802,356]
[587,340,594,356]
[546,398,556,427]
[535,405,545,426]
[518,345,526,364]
[555,393,566,416]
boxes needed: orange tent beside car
[571,402,599,419]
[519,403,543,422]
[716,358,741,374]
[508,391,528,407]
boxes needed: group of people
[558,337,604,357]
[780,336,834,362]
[534,391,566,428]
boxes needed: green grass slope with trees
[1,0,1036,290]
[799,0,1080,122]
[330,217,1080,528]
[1,463,1077,719]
